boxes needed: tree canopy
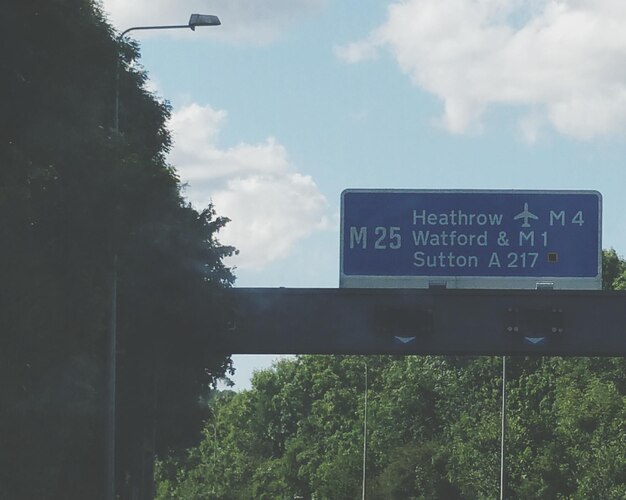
[1,1,235,498]
[157,356,626,499]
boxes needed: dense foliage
[155,355,626,499]
[1,1,235,498]
[156,252,626,499]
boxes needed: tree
[1,1,235,498]
[602,248,626,289]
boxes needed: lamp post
[113,14,221,132]
[362,362,368,500]
[106,14,220,500]
[500,356,507,500]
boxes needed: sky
[101,0,626,389]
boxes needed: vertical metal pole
[105,255,117,500]
[106,35,123,500]
[362,362,368,500]
[500,356,506,500]
[114,55,120,133]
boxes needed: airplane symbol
[513,203,539,227]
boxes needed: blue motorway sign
[340,190,602,289]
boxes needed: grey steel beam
[223,288,626,356]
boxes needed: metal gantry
[223,288,626,356]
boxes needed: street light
[189,14,221,30]
[106,14,220,500]
[113,14,221,132]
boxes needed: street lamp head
[189,14,221,30]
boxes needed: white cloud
[212,174,329,269]
[168,103,329,270]
[100,0,327,44]
[336,0,626,139]
[333,40,379,64]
